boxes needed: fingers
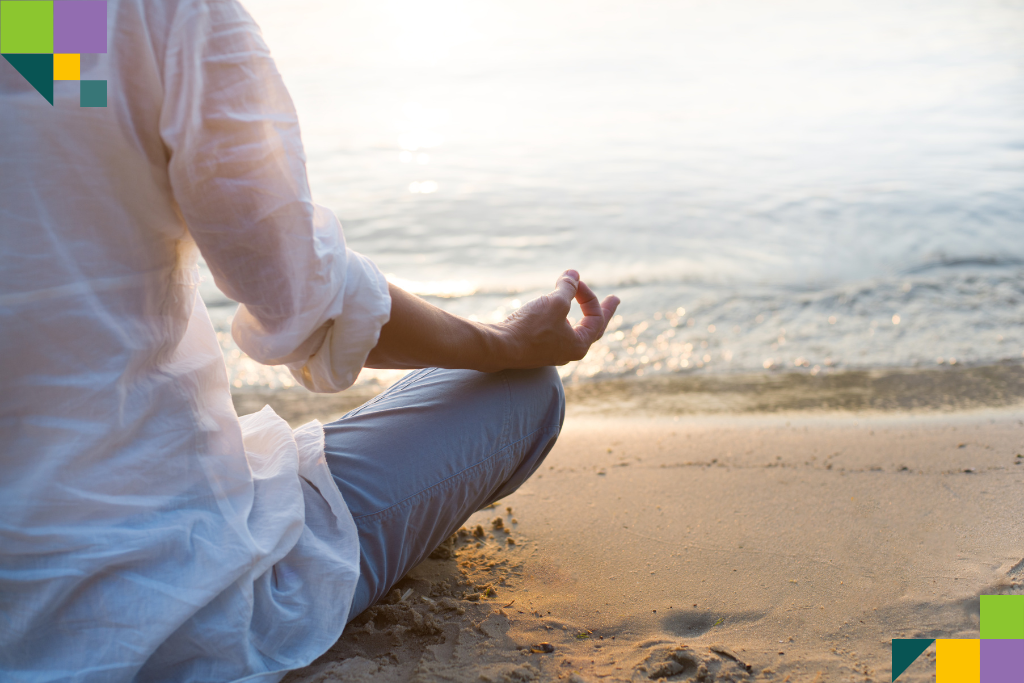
[574,280,604,319]
[549,269,580,306]
[547,270,621,351]
[572,281,620,346]
[600,295,621,325]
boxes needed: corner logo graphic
[1,0,106,106]
[893,594,1024,682]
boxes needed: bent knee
[502,366,565,434]
[484,367,564,504]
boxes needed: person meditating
[0,0,619,681]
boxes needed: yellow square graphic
[936,639,980,683]
[54,54,80,81]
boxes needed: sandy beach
[5,0,1021,678]
[218,4,1024,675]
[273,370,1024,683]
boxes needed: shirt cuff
[286,250,391,393]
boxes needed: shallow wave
[900,256,1024,275]
[553,266,1024,383]
[205,263,1024,393]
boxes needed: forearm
[364,283,511,372]
[364,271,619,373]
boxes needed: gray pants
[323,366,564,618]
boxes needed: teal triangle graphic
[892,639,934,681]
[2,53,53,105]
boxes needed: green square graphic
[0,1,54,53]
[80,79,105,107]
[980,595,1024,639]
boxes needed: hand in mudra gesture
[366,269,620,372]
[499,270,620,368]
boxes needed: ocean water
[209,0,1024,390]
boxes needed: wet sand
[236,363,1024,428]
[282,396,1024,683]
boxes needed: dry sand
[281,400,1024,683]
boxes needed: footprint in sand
[645,647,701,680]
[639,644,754,681]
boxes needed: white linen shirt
[0,1,391,681]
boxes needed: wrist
[472,322,518,372]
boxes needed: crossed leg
[322,366,564,618]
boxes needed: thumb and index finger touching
[550,269,581,307]
[550,269,621,345]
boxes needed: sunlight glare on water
[208,0,1024,388]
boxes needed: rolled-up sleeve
[159,0,389,392]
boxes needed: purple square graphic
[982,639,1024,683]
[54,2,107,54]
